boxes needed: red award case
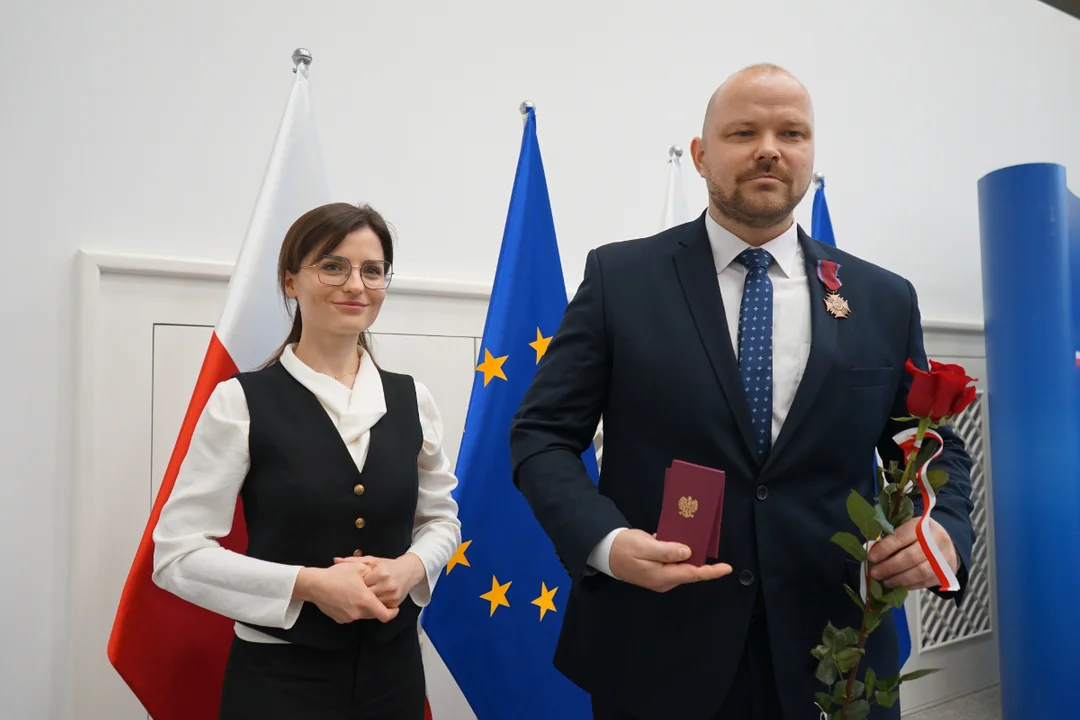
[654,460,726,566]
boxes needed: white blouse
[151,344,462,644]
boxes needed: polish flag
[106,53,331,719]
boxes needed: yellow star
[531,582,558,621]
[476,348,508,386]
[446,540,471,573]
[529,328,552,363]
[480,575,512,616]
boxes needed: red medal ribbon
[817,260,842,293]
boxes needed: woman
[152,202,461,719]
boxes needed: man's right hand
[608,529,733,592]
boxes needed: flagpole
[813,171,824,188]
[669,145,682,160]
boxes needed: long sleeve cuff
[407,533,456,606]
[156,547,305,628]
[586,527,627,579]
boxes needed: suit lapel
[672,215,759,461]
[763,228,838,469]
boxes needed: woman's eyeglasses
[300,255,393,289]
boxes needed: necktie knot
[736,248,774,272]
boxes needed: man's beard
[709,168,808,229]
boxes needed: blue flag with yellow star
[812,176,912,669]
[419,106,595,719]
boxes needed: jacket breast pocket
[845,367,894,388]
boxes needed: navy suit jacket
[509,213,975,720]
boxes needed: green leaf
[888,460,899,474]
[831,679,847,703]
[875,491,891,515]
[831,532,868,562]
[895,496,915,526]
[846,491,881,541]
[883,586,909,609]
[814,692,833,712]
[927,468,948,492]
[847,699,871,720]
[864,668,877,700]
[869,579,884,601]
[850,680,865,699]
[873,503,895,534]
[835,647,864,673]
[843,584,865,611]
[864,607,885,633]
[878,673,900,691]
[822,622,840,646]
[911,435,942,469]
[811,644,830,661]
[900,668,941,682]
[828,625,856,653]
[815,657,838,686]
[875,690,900,707]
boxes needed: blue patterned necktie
[736,248,775,460]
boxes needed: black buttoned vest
[232,361,423,648]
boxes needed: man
[509,64,974,720]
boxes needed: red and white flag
[107,56,330,720]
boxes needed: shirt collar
[704,211,801,278]
[279,343,386,444]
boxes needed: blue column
[977,163,1080,719]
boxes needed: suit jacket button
[739,570,755,586]
[355,518,366,529]
[354,484,365,495]
[756,485,768,501]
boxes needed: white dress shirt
[152,344,462,644]
[587,214,812,577]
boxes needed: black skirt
[218,628,426,720]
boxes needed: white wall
[2,0,1078,717]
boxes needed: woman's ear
[283,270,298,299]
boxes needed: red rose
[904,359,977,423]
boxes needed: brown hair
[263,202,395,367]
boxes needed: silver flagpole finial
[669,145,683,160]
[519,101,535,116]
[813,171,824,187]
[292,48,313,73]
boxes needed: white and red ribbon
[891,427,960,592]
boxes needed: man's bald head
[702,64,812,137]
[689,63,816,241]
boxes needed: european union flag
[420,105,594,719]
[812,175,913,669]
[811,174,836,247]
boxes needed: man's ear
[689,136,706,178]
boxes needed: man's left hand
[867,517,958,591]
